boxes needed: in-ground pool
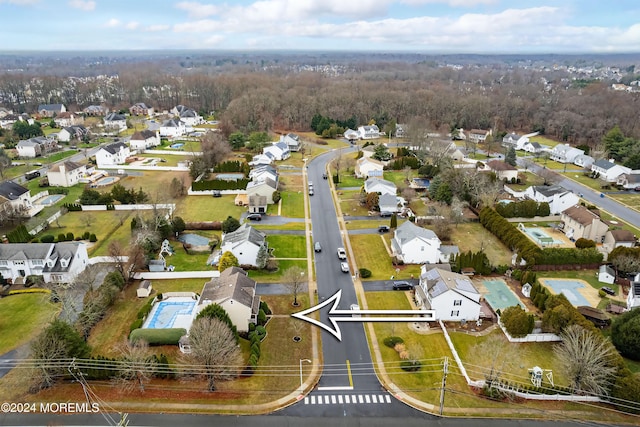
[143,298,196,329]
[521,226,563,246]
[37,194,65,205]
[215,173,245,181]
[170,143,185,149]
[539,279,592,307]
[482,279,525,311]
[412,178,430,188]
[94,176,119,186]
[177,233,209,246]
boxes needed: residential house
[47,161,87,187]
[573,154,595,169]
[263,141,290,161]
[524,185,579,215]
[246,177,278,205]
[355,157,384,179]
[0,107,12,117]
[378,193,399,216]
[248,153,274,166]
[279,133,302,152]
[561,205,608,242]
[248,165,277,183]
[415,267,481,322]
[0,113,33,130]
[137,280,152,298]
[360,144,377,159]
[0,242,89,284]
[83,105,109,116]
[486,160,518,182]
[159,118,186,138]
[95,141,130,167]
[219,224,267,267]
[129,130,161,151]
[598,265,615,285]
[103,112,127,132]
[522,141,542,154]
[58,125,89,143]
[395,124,406,138]
[171,105,202,126]
[129,103,153,116]
[452,128,466,140]
[37,104,66,117]
[468,129,492,143]
[0,181,32,217]
[502,133,522,147]
[357,125,381,140]
[616,173,640,190]
[54,112,80,128]
[391,221,448,264]
[344,128,359,141]
[550,144,584,163]
[603,229,636,253]
[17,136,57,158]
[591,159,631,182]
[196,267,260,333]
[364,177,397,196]
[248,195,268,214]
[627,274,640,310]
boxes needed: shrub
[359,268,372,278]
[129,328,186,345]
[257,309,267,326]
[501,305,534,337]
[611,308,640,360]
[137,298,154,319]
[598,289,606,298]
[259,301,272,316]
[400,360,422,372]
[89,234,97,242]
[248,322,256,333]
[83,231,91,240]
[383,336,404,348]
[40,234,55,243]
[575,238,596,249]
[57,233,66,242]
[255,325,267,340]
[251,342,261,358]
[129,318,143,332]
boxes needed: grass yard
[339,189,369,216]
[384,171,412,186]
[267,234,307,259]
[298,131,349,151]
[117,170,193,200]
[608,193,640,211]
[335,174,364,188]
[345,219,407,230]
[529,135,561,148]
[278,173,304,191]
[597,210,640,237]
[136,153,189,167]
[0,293,59,355]
[280,191,305,218]
[349,234,421,280]
[506,172,545,191]
[158,139,202,153]
[449,223,513,266]
[176,195,246,222]
[160,248,214,272]
[248,260,307,283]
[255,222,305,231]
[561,173,606,192]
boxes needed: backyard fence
[531,263,601,271]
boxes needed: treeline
[495,200,550,218]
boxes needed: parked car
[308,181,313,187]
[212,190,222,197]
[378,225,390,233]
[601,286,615,296]
[314,242,322,252]
[392,281,414,291]
[247,213,262,221]
[322,173,328,180]
[340,262,349,273]
[309,188,314,196]
[350,303,360,317]
[337,247,347,259]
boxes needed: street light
[299,358,311,388]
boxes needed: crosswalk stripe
[304,397,309,404]
[304,393,393,405]
[325,395,330,404]
[372,395,378,403]
[358,395,364,404]
[385,395,391,403]
[365,395,371,403]
[345,395,350,404]
[338,395,343,404]
[331,395,336,404]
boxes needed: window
[14,260,25,266]
[453,300,462,306]
[451,310,459,317]
[32,259,44,266]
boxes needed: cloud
[104,18,120,28]
[146,24,171,32]
[401,0,497,6]
[68,0,95,11]
[125,21,139,30]
[175,1,220,18]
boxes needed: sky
[1,0,640,53]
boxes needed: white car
[337,248,347,260]
[340,262,349,273]
[350,303,360,317]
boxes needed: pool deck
[538,278,600,307]
[520,226,574,248]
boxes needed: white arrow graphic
[291,289,435,341]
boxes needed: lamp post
[299,358,311,388]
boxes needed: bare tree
[115,339,156,392]
[182,317,242,392]
[554,324,617,396]
[331,150,344,182]
[108,241,127,278]
[29,329,67,392]
[283,266,306,307]
[470,333,521,398]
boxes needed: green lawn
[345,219,406,230]
[158,139,202,153]
[506,172,545,191]
[0,293,59,354]
[608,193,640,211]
[247,260,308,283]
[339,189,369,216]
[561,173,606,192]
[176,195,246,223]
[255,222,305,231]
[384,171,412,186]
[159,247,215,272]
[280,191,305,218]
[267,235,307,258]
[349,234,421,280]
[336,175,364,188]
[136,153,190,167]
[529,135,561,148]
[449,223,513,266]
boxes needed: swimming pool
[177,233,209,246]
[170,143,184,149]
[521,227,563,246]
[483,279,525,311]
[143,298,196,329]
[94,176,119,186]
[540,279,592,307]
[215,173,245,181]
[37,194,64,205]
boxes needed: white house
[246,178,278,204]
[522,141,542,154]
[355,157,384,179]
[219,224,267,267]
[391,221,443,264]
[344,128,360,141]
[502,133,522,147]
[280,133,302,152]
[53,112,80,128]
[524,185,580,215]
[196,267,260,333]
[628,275,640,310]
[16,136,57,158]
[486,160,518,182]
[550,144,584,164]
[58,125,89,143]
[591,159,631,182]
[603,229,636,253]
[364,177,396,196]
[263,141,290,161]
[248,165,277,183]
[616,173,640,190]
[468,129,492,143]
[103,112,127,132]
[171,105,202,127]
[129,130,161,151]
[561,205,608,242]
[574,154,595,169]
[357,125,380,140]
[159,118,186,138]
[249,153,274,166]
[0,242,89,284]
[415,267,481,322]
[47,161,87,187]
[83,105,109,116]
[598,265,615,285]
[378,193,400,216]
[95,142,130,167]
[0,113,33,130]
[0,181,32,217]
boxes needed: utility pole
[439,357,448,416]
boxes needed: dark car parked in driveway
[378,225,390,233]
[601,286,615,296]
[392,281,414,290]
[247,213,262,221]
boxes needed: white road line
[372,395,378,403]
[331,395,336,404]
[338,395,343,404]
[385,395,391,403]
[365,395,371,403]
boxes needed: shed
[522,282,532,298]
[577,306,610,327]
[137,280,152,298]
[598,265,615,285]
[461,267,476,276]
[149,259,166,272]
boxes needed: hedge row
[129,328,186,346]
[536,247,603,265]
[8,288,51,295]
[192,178,250,191]
[495,200,550,218]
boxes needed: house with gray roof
[550,144,584,164]
[263,141,290,161]
[246,177,278,204]
[196,267,260,332]
[0,181,32,217]
[95,141,130,167]
[159,118,186,138]
[357,125,380,140]
[616,172,640,190]
[103,112,127,132]
[378,193,400,216]
[0,242,89,284]
[83,105,109,116]
[391,221,455,264]
[37,104,66,117]
[591,159,631,182]
[573,154,595,169]
[628,274,640,310]
[0,113,33,130]
[58,125,89,143]
[171,105,202,126]
[16,136,57,158]
[280,133,302,152]
[47,161,87,187]
[524,185,579,215]
[219,224,267,267]
[416,267,481,321]
[129,129,160,151]
[364,177,396,196]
